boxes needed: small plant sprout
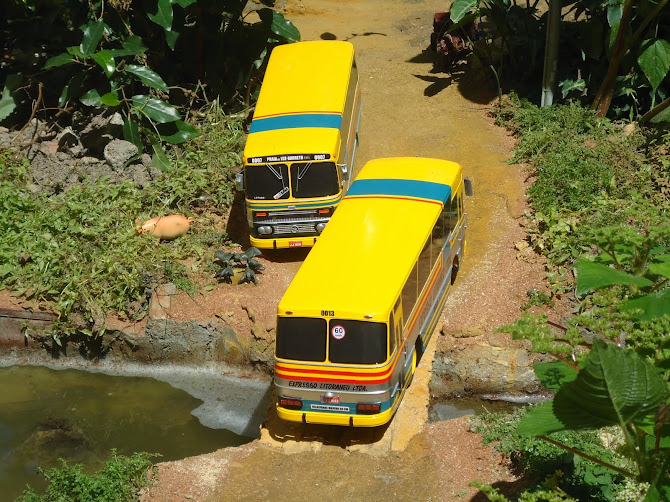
[214,247,264,285]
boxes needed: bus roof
[243,41,354,161]
[278,157,463,321]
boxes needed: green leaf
[125,65,169,92]
[518,340,669,436]
[533,361,578,390]
[165,29,180,50]
[131,95,181,123]
[638,39,670,93]
[649,260,670,279]
[0,85,17,122]
[559,79,586,99]
[67,45,86,59]
[92,50,116,77]
[43,53,76,69]
[450,0,478,23]
[58,72,86,107]
[258,9,300,43]
[123,117,143,153]
[80,20,105,56]
[172,0,197,7]
[151,142,171,171]
[157,120,198,144]
[607,2,623,27]
[80,88,103,107]
[148,0,173,30]
[621,290,670,321]
[575,259,653,296]
[100,92,121,106]
[121,36,147,56]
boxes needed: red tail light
[279,397,303,410]
[256,212,268,218]
[318,208,331,215]
[356,403,381,415]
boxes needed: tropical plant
[214,247,264,285]
[0,0,300,163]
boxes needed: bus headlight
[316,222,327,234]
[258,226,273,235]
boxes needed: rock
[79,111,124,154]
[104,139,139,169]
[56,126,78,149]
[431,338,542,398]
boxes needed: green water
[0,366,250,500]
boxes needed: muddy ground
[140,0,560,500]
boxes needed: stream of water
[0,364,272,500]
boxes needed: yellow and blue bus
[274,157,473,426]
[236,40,362,250]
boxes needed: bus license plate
[289,241,302,247]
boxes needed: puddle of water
[0,365,265,500]
[429,397,524,422]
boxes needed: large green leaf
[517,340,669,436]
[622,290,670,321]
[148,0,173,30]
[125,65,168,92]
[165,30,180,50]
[119,36,147,56]
[80,88,103,107]
[92,50,116,77]
[43,53,76,70]
[131,95,181,123]
[172,0,197,7]
[649,256,670,279]
[100,92,121,106]
[258,9,300,43]
[151,142,171,171]
[638,39,670,92]
[576,259,653,296]
[158,120,198,144]
[533,361,578,390]
[123,116,143,154]
[450,0,478,23]
[80,20,105,56]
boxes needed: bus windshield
[329,320,387,364]
[290,162,340,198]
[276,317,326,361]
[246,164,290,200]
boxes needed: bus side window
[418,237,431,294]
[458,195,463,221]
[389,311,396,357]
[402,263,418,327]
[448,196,459,235]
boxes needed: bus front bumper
[250,235,318,250]
[276,405,395,427]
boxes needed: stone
[104,139,139,169]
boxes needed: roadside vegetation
[468,95,670,501]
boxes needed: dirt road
[142,0,538,499]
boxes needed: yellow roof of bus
[243,41,354,162]
[254,41,354,117]
[278,157,463,321]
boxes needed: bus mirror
[235,173,244,192]
[339,163,349,180]
[464,177,473,197]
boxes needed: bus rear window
[276,317,326,361]
[328,320,387,364]
[246,164,290,200]
[290,162,339,198]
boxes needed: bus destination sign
[248,153,331,164]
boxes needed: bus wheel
[451,257,460,285]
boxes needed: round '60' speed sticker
[331,325,346,340]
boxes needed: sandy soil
[138,0,565,500]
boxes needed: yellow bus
[236,40,362,250]
[274,157,473,426]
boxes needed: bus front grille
[273,222,318,235]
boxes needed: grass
[0,111,245,350]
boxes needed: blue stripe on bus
[248,197,343,211]
[345,178,451,204]
[249,113,343,133]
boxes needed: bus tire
[451,257,459,285]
